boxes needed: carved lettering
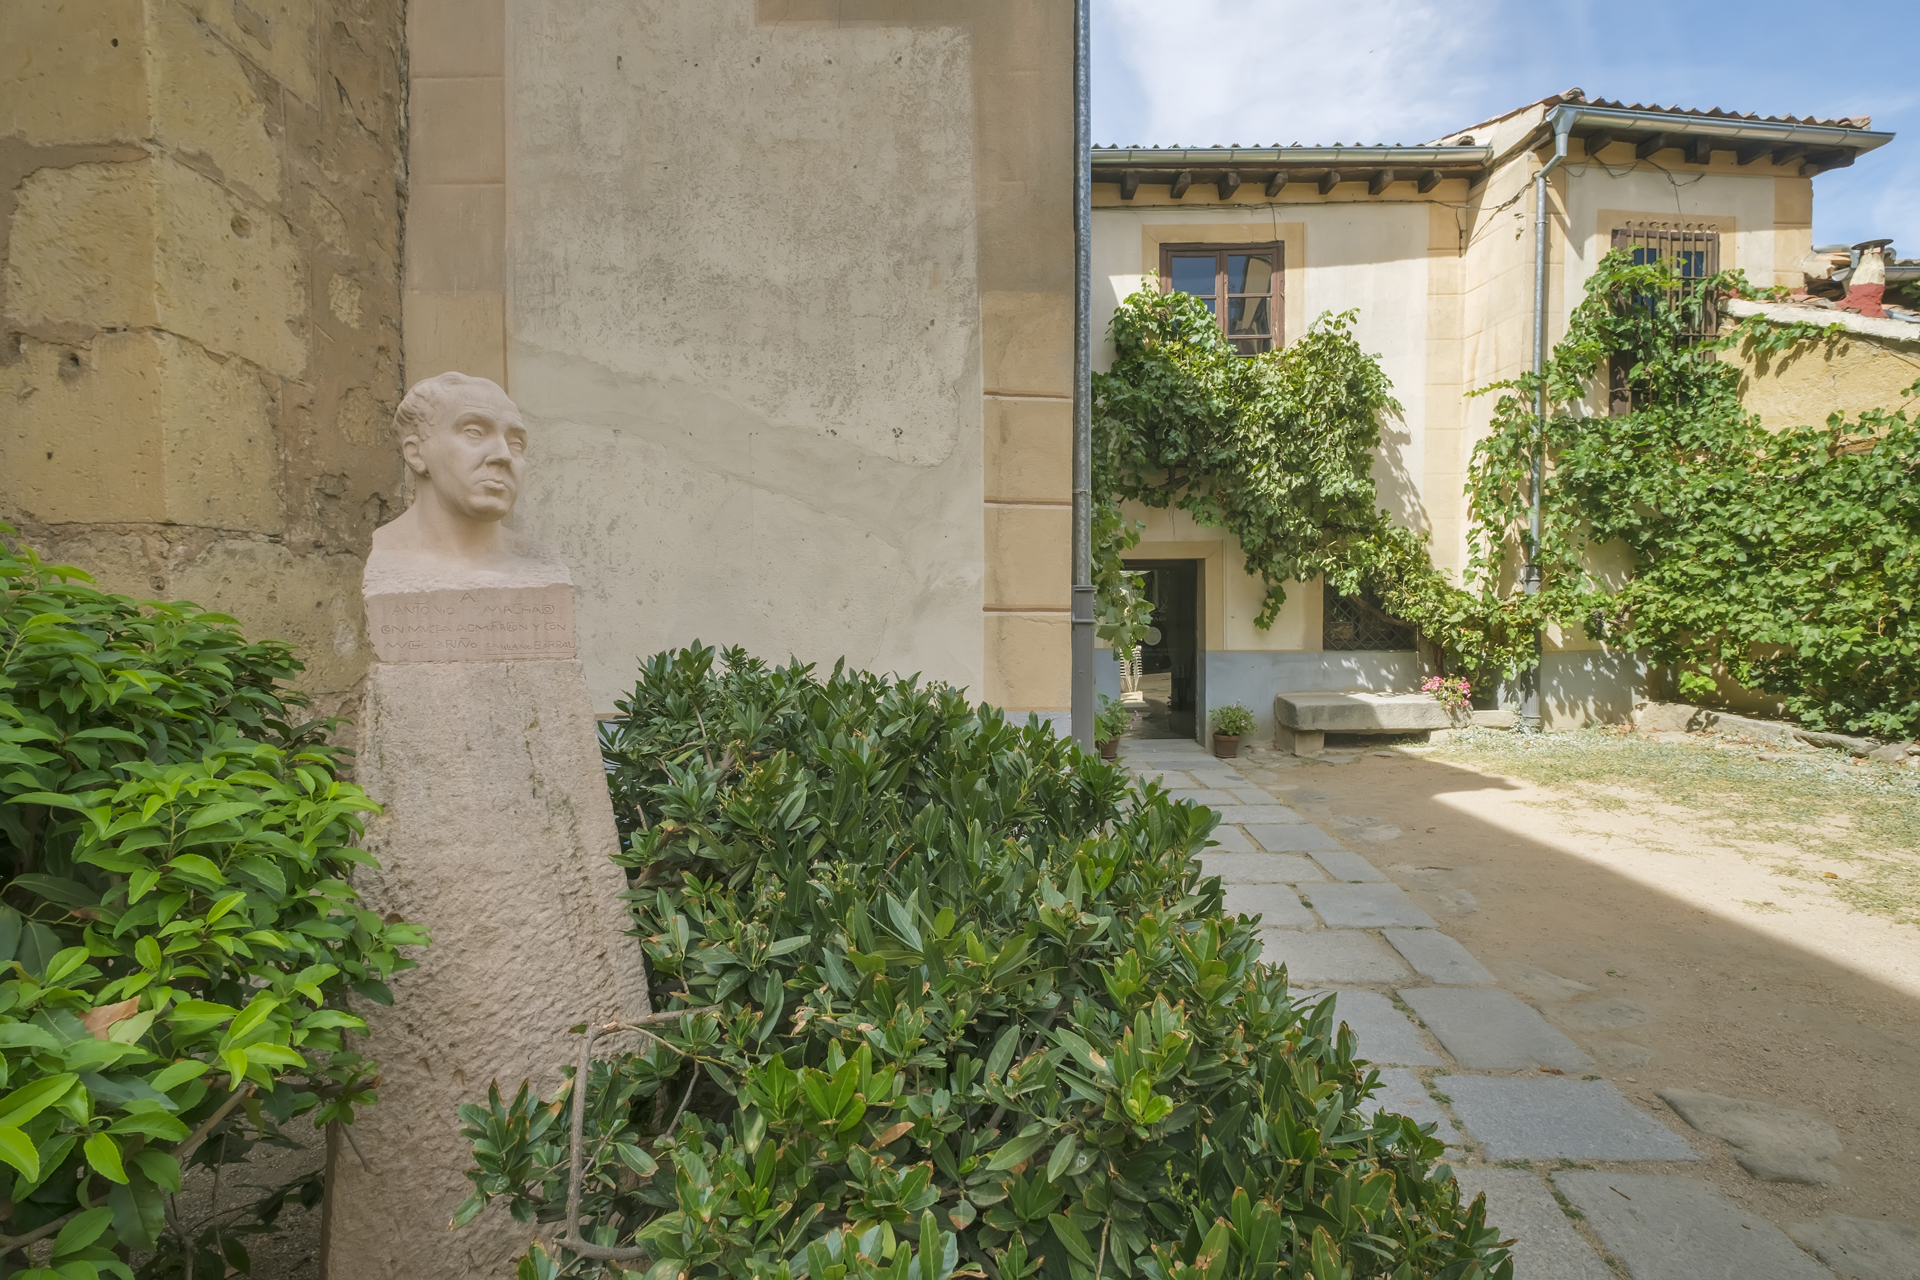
[365,585,576,663]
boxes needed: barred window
[1609,223,1722,414]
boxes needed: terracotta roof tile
[1429,88,1871,143]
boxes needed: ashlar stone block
[7,157,306,376]
[0,0,148,145]
[0,331,280,531]
[152,0,281,200]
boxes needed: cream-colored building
[1091,90,1900,736]
[3,0,1078,731]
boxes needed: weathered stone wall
[1,0,407,716]
[1734,325,1920,431]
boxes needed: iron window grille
[1159,243,1284,354]
[1608,223,1722,414]
[1322,581,1417,652]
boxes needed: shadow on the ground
[1239,745,1920,1233]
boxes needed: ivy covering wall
[1092,257,1920,738]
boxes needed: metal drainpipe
[1520,108,1574,733]
[1070,0,1095,749]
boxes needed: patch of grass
[1549,1186,1586,1220]
[1421,727,1920,927]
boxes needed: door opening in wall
[1124,559,1201,739]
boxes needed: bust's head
[393,373,526,524]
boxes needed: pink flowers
[1422,674,1472,711]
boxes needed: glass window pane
[1169,255,1217,298]
[1678,249,1706,277]
[1631,246,1659,266]
[1228,254,1272,295]
[1231,337,1272,356]
[1227,297,1270,336]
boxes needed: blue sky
[1093,0,1918,251]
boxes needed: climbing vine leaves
[1091,289,1532,678]
[1095,258,1920,737]
[1473,255,1920,736]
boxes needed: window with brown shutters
[1608,223,1722,414]
[1160,243,1283,354]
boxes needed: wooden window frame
[1158,242,1285,354]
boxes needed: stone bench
[1273,691,1453,757]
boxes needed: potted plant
[1095,694,1134,759]
[1210,702,1254,758]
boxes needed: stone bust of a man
[366,372,568,592]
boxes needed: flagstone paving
[1220,882,1318,928]
[1358,1067,1461,1142]
[1246,823,1343,851]
[1309,882,1438,928]
[1438,1076,1699,1161]
[1296,989,1441,1066]
[1119,736,1847,1280]
[1453,1168,1612,1280]
[1399,987,1592,1070]
[1255,926,1410,984]
[1202,852,1323,883]
[1307,847,1391,883]
[1382,927,1496,985]
[1555,1172,1833,1280]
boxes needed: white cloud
[1093,1,1919,251]
[1095,0,1499,148]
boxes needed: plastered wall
[407,0,1073,716]
[1087,104,1848,731]
[1,0,407,714]
[1734,329,1920,430]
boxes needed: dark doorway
[1125,560,1201,739]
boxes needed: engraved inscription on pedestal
[366,584,575,663]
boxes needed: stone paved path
[1123,738,1851,1280]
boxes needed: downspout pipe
[1070,0,1095,750]
[1520,106,1574,733]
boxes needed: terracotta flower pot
[1213,733,1241,759]
[1098,738,1120,760]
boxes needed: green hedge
[0,530,424,1278]
[458,645,1509,1280]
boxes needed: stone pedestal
[323,570,649,1278]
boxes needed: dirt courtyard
[1231,731,1920,1236]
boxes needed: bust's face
[406,386,527,523]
